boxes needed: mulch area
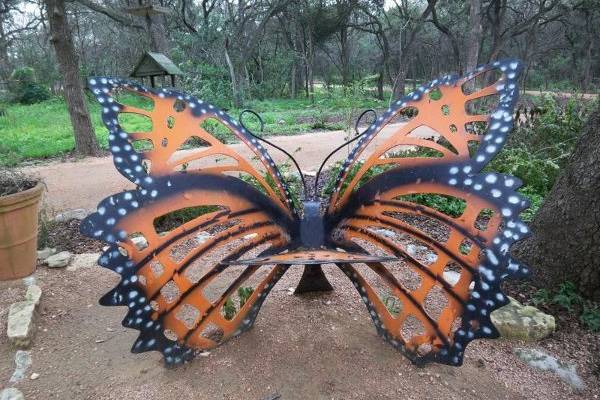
[40,219,105,254]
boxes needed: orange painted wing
[323,59,530,365]
[82,79,299,365]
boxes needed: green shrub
[239,161,303,210]
[580,303,600,332]
[153,205,219,232]
[9,67,50,104]
[223,286,255,320]
[552,281,582,312]
[487,95,590,221]
[531,281,599,332]
[179,63,233,108]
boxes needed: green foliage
[179,63,232,109]
[383,293,402,316]
[489,147,560,194]
[323,148,465,216]
[552,281,583,311]
[397,194,466,218]
[323,160,387,198]
[0,86,387,166]
[516,186,544,222]
[9,67,51,104]
[19,83,51,105]
[531,281,599,332]
[487,96,590,221]
[239,161,303,210]
[153,205,219,232]
[222,298,236,320]
[531,288,552,307]
[223,286,255,320]
[580,303,600,332]
[237,286,254,307]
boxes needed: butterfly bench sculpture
[82,59,530,367]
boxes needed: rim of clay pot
[0,181,44,210]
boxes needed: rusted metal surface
[82,59,529,367]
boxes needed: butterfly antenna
[239,109,308,197]
[314,109,377,198]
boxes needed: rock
[491,297,555,341]
[30,372,39,380]
[25,284,42,306]
[130,236,148,250]
[45,251,73,268]
[37,247,56,261]
[277,119,286,124]
[67,253,100,272]
[22,276,36,287]
[443,270,461,286]
[0,388,25,400]
[425,252,438,264]
[54,208,89,222]
[196,231,212,244]
[9,350,32,383]
[406,244,427,256]
[7,301,37,348]
[514,348,585,390]
[301,170,317,177]
[371,228,397,239]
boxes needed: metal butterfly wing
[81,78,300,365]
[321,59,530,366]
[82,58,530,368]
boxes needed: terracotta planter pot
[0,181,44,280]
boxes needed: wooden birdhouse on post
[130,51,183,88]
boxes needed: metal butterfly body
[81,59,530,367]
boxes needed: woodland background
[0,0,598,109]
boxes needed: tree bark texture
[45,0,100,157]
[512,106,600,300]
[145,13,170,54]
[465,0,482,72]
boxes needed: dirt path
[1,265,593,400]
[24,124,436,214]
[6,126,598,399]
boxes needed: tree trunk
[581,10,594,93]
[465,0,482,72]
[339,25,350,88]
[45,0,100,157]
[512,106,600,300]
[224,39,242,108]
[294,264,334,294]
[291,62,297,98]
[0,23,12,81]
[392,66,407,99]
[307,34,315,103]
[145,13,169,54]
[376,67,384,100]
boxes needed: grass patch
[0,88,387,166]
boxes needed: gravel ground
[1,253,599,399]
[6,129,599,399]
